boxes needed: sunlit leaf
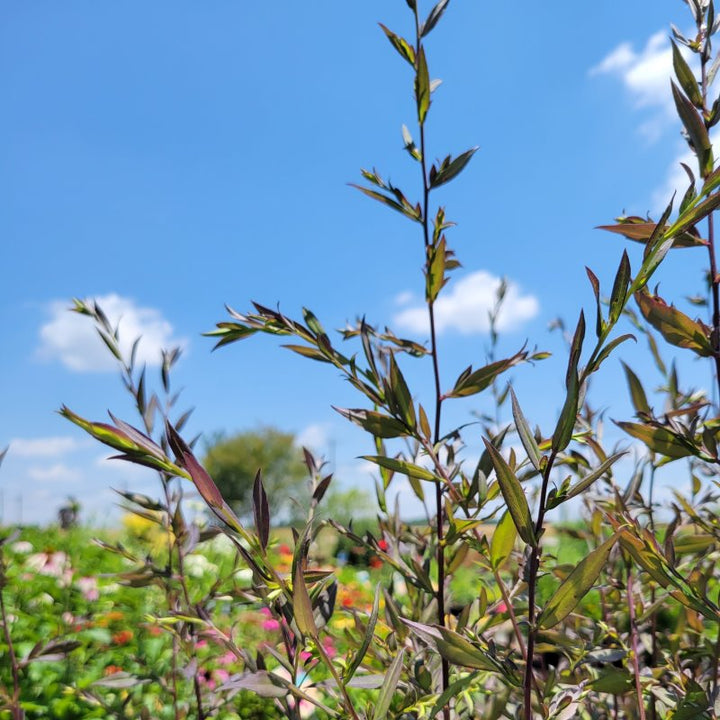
[362,455,436,481]
[672,80,713,177]
[415,45,431,124]
[635,291,713,356]
[538,533,619,628]
[483,439,536,547]
[490,510,517,569]
[378,23,415,66]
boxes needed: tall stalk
[410,1,450,705]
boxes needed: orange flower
[104,665,123,676]
[112,629,134,645]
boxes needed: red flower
[112,629,134,645]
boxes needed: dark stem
[627,565,647,720]
[523,449,558,720]
[412,5,449,707]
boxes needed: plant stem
[0,574,22,720]
[523,449,558,720]
[412,4,449,707]
[627,565,647,720]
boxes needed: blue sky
[2,1,712,524]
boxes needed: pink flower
[260,607,280,632]
[76,576,99,601]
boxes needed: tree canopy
[202,427,308,521]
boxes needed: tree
[201,427,308,521]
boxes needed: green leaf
[293,563,318,637]
[621,361,651,416]
[608,251,631,324]
[672,80,714,177]
[586,266,604,337]
[415,45,431,124]
[615,421,693,459]
[345,584,381,681]
[378,23,415,66]
[421,0,450,37]
[483,439,536,547]
[490,510,517,569]
[372,648,405,720]
[635,291,713,356]
[361,455,436,481]
[429,147,478,188]
[333,407,409,438]
[510,388,542,471]
[591,333,635,372]
[426,236,448,302]
[538,533,619,628]
[447,348,527,398]
[403,620,504,672]
[669,189,720,238]
[349,184,422,223]
[671,40,703,107]
[565,452,627,501]
[282,344,332,362]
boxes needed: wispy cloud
[393,271,539,336]
[38,294,186,372]
[9,436,82,458]
[590,30,682,142]
[295,423,332,453]
[591,28,710,210]
[27,463,83,484]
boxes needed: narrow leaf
[421,0,450,37]
[621,361,651,416]
[378,23,415,66]
[483,439,536,547]
[372,649,405,720]
[565,451,627,501]
[538,533,619,628]
[430,147,478,188]
[293,563,318,637]
[671,40,703,107]
[415,45,430,124]
[362,455,436,481]
[345,584,381,681]
[490,510,517,569]
[510,388,542,471]
[608,251,631,324]
[635,291,713,356]
[672,80,713,177]
[252,470,270,551]
[615,421,693,459]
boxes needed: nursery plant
[36,0,720,717]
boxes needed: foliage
[6,0,720,718]
[202,428,309,522]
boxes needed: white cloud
[590,30,697,142]
[9,436,81,458]
[38,294,186,372]
[295,423,331,453]
[393,271,539,336]
[27,463,82,484]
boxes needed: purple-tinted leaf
[421,0,450,37]
[252,470,270,551]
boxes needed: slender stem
[0,575,22,720]
[627,566,647,720]
[493,569,526,657]
[523,449,558,720]
[313,638,361,720]
[412,4,449,706]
